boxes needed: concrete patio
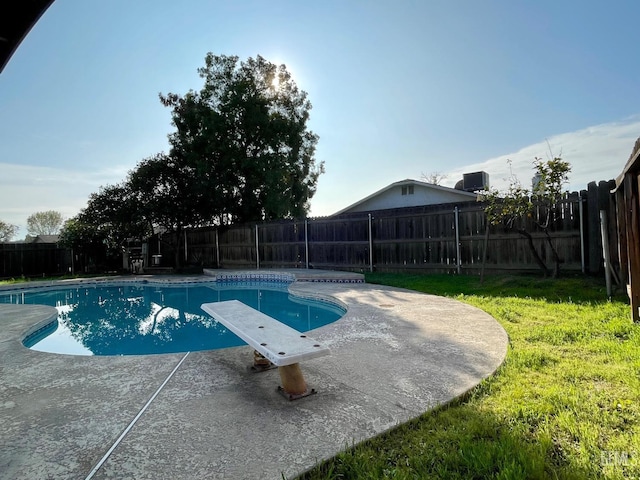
[0,271,508,479]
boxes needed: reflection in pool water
[0,282,345,356]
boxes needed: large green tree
[127,153,202,268]
[482,157,571,277]
[58,217,108,273]
[62,54,323,271]
[59,183,150,271]
[79,183,150,251]
[160,53,323,224]
[26,210,63,236]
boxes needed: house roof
[0,0,54,74]
[32,234,60,243]
[333,178,478,216]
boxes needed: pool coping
[0,268,364,293]
[0,269,508,480]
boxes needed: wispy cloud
[0,162,129,238]
[3,117,638,239]
[444,117,640,193]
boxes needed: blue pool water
[0,282,345,356]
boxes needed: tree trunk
[542,228,562,278]
[174,225,182,269]
[516,228,550,277]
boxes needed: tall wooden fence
[0,243,71,278]
[2,179,618,278]
[158,180,619,277]
[614,136,640,320]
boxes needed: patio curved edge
[0,303,58,345]
[283,281,509,477]
[0,276,508,480]
[291,280,509,422]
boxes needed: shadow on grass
[294,273,637,480]
[297,377,594,480]
[365,272,628,305]
[299,380,601,480]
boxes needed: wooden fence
[156,180,619,277]
[2,179,618,279]
[614,136,640,320]
[0,243,71,278]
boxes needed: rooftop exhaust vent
[462,171,489,192]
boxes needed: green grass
[0,273,115,286]
[298,273,640,480]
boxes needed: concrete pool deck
[0,270,508,479]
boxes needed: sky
[1,0,639,239]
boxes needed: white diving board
[201,300,330,400]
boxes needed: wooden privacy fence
[614,137,640,321]
[0,243,71,278]
[0,180,618,278]
[170,181,619,276]
[0,180,617,278]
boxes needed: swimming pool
[0,281,345,356]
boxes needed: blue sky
[1,0,639,238]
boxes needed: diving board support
[201,300,331,400]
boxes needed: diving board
[201,300,330,400]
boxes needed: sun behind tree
[159,53,323,225]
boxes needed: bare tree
[0,220,18,242]
[421,171,448,185]
[26,210,64,236]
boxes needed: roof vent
[462,171,489,192]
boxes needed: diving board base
[278,362,307,396]
[249,350,277,372]
[200,300,331,401]
[249,363,278,372]
[277,385,317,401]
[251,354,317,400]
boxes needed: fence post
[579,192,586,273]
[255,225,260,270]
[215,229,220,268]
[600,210,612,298]
[480,221,490,284]
[368,214,374,272]
[587,181,602,273]
[305,219,309,269]
[455,207,461,274]
[184,229,188,263]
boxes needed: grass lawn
[0,273,114,286]
[299,273,640,480]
